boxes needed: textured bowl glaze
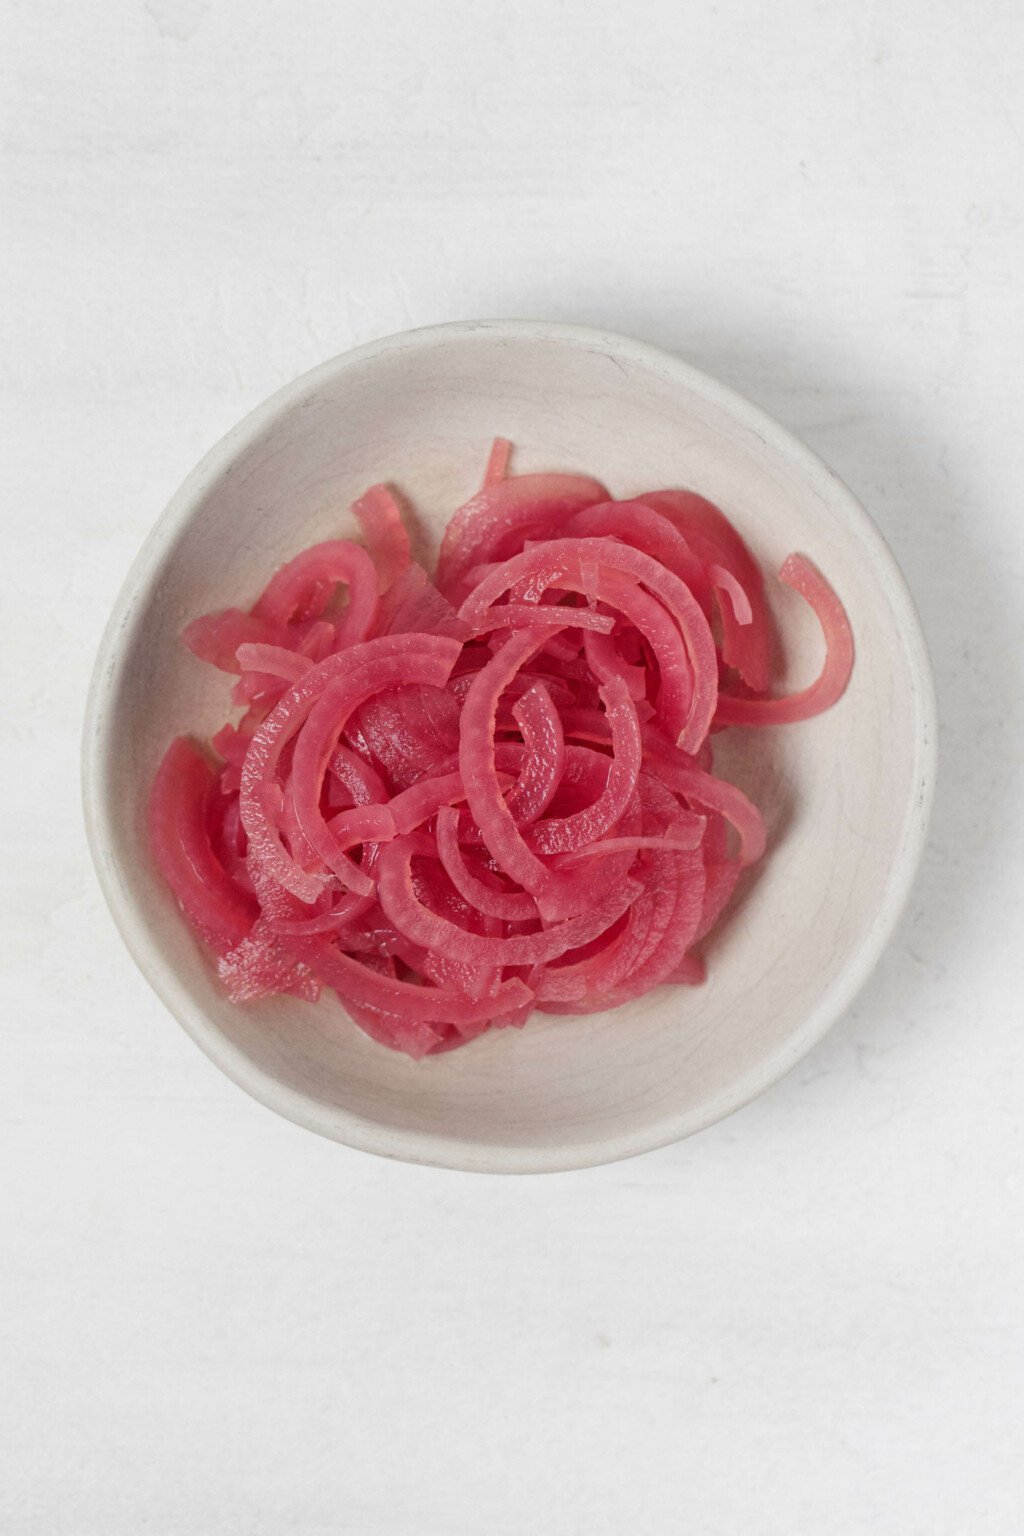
[83,321,936,1172]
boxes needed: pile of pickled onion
[150,441,853,1059]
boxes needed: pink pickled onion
[151,438,853,1058]
[150,738,256,954]
[482,437,513,488]
[713,555,853,727]
[352,484,413,593]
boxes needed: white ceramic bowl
[83,321,935,1173]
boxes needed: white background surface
[3,2,1023,1531]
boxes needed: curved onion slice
[640,488,775,694]
[458,628,611,919]
[352,484,412,593]
[253,538,380,646]
[182,608,283,673]
[435,807,539,921]
[644,756,767,866]
[713,555,854,726]
[556,816,706,864]
[436,473,608,597]
[563,500,709,604]
[302,938,534,1026]
[150,738,257,953]
[468,604,615,639]
[505,684,565,825]
[526,678,641,856]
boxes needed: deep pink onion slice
[420,951,503,1006]
[289,664,460,891]
[267,889,373,937]
[569,566,704,739]
[352,686,459,788]
[537,859,706,1013]
[694,861,742,944]
[563,500,709,606]
[352,483,412,593]
[458,628,606,919]
[252,538,380,646]
[713,555,854,726]
[337,998,449,1060]
[251,860,533,1041]
[150,738,257,954]
[640,489,775,694]
[217,907,321,1006]
[377,563,470,640]
[526,678,641,856]
[328,743,390,807]
[582,626,647,702]
[536,774,707,1010]
[298,937,534,1026]
[182,609,283,673]
[384,684,461,760]
[645,755,766,866]
[437,473,608,597]
[296,620,337,661]
[601,851,706,1007]
[556,816,706,864]
[610,777,709,1000]
[212,720,255,769]
[207,789,251,894]
[505,684,565,825]
[665,954,707,985]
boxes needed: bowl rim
[82,318,938,1174]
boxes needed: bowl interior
[86,324,933,1171]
